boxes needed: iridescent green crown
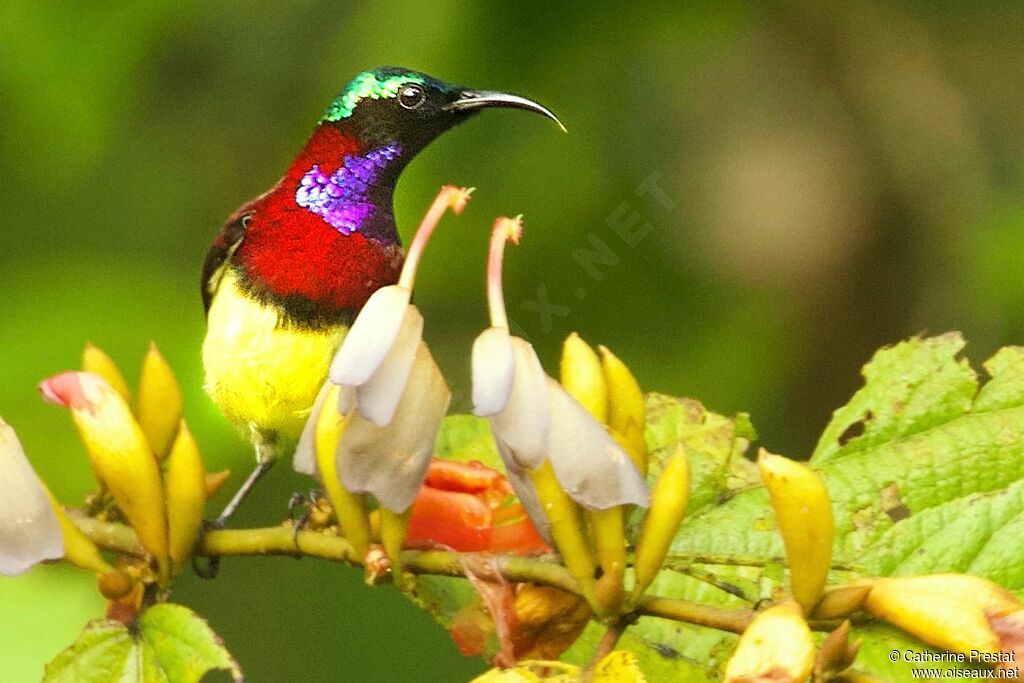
[322,70,426,122]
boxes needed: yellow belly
[202,271,348,440]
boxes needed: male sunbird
[200,67,563,541]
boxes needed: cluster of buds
[0,343,225,622]
[470,217,652,617]
[721,449,1024,679]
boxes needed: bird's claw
[192,517,227,580]
[287,488,323,549]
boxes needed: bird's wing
[200,211,248,314]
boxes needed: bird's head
[320,66,564,154]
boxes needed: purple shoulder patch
[295,144,401,235]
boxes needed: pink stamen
[398,185,474,290]
[487,216,524,329]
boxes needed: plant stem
[585,618,630,672]
[69,514,758,634]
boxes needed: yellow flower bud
[811,582,873,620]
[42,485,111,574]
[41,372,169,579]
[314,385,370,557]
[529,461,599,611]
[204,470,231,499]
[588,506,626,613]
[724,600,815,683]
[758,449,833,613]
[136,342,182,459]
[97,569,135,601]
[164,420,206,574]
[81,343,131,405]
[591,651,647,682]
[630,444,690,605]
[599,345,647,476]
[379,507,411,590]
[560,332,608,424]
[511,585,591,661]
[471,651,645,682]
[865,574,1024,658]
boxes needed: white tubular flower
[328,185,471,427]
[335,341,450,513]
[0,417,63,575]
[471,218,649,532]
[295,186,463,513]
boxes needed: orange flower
[405,459,549,554]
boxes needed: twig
[69,514,757,634]
[585,618,631,672]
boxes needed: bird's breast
[202,271,348,439]
[234,183,403,324]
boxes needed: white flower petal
[337,384,356,416]
[0,419,63,575]
[293,382,333,476]
[355,305,424,426]
[335,342,450,513]
[329,285,412,386]
[494,440,551,545]
[545,377,649,510]
[471,327,515,417]
[488,337,549,469]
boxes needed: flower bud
[599,345,647,476]
[42,485,111,574]
[97,569,135,601]
[379,507,412,590]
[865,573,1024,659]
[81,343,130,404]
[204,470,230,499]
[561,335,628,611]
[758,449,833,613]
[164,420,206,574]
[40,372,169,578]
[816,620,861,680]
[136,342,183,459]
[529,461,599,610]
[560,332,608,424]
[811,582,872,620]
[588,506,627,614]
[511,584,591,660]
[724,600,815,683]
[0,418,64,575]
[471,651,643,682]
[630,443,690,604]
[314,385,370,556]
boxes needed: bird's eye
[398,84,427,110]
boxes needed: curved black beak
[445,90,566,132]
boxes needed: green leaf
[643,394,758,516]
[433,414,505,473]
[419,335,1024,679]
[654,335,1024,678]
[44,604,241,683]
[811,332,978,464]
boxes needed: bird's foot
[287,488,325,548]
[192,517,227,580]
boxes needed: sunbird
[200,67,563,542]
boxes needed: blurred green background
[2,1,1023,680]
